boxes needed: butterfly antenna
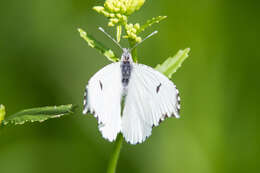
[98,27,123,50]
[130,30,158,51]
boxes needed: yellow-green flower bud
[128,23,133,28]
[108,21,115,27]
[110,18,119,24]
[109,13,115,18]
[105,1,113,11]
[114,7,120,12]
[136,36,142,43]
[116,13,122,19]
[134,23,140,30]
[122,15,127,21]
[102,11,111,17]
[93,6,105,13]
[130,33,135,38]
[121,5,127,13]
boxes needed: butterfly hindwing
[122,63,180,144]
[83,62,122,142]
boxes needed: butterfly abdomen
[121,61,132,87]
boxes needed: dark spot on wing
[156,83,162,93]
[99,80,103,90]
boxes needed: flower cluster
[93,0,147,43]
[80,0,167,59]
[94,0,145,27]
[123,23,141,42]
[105,0,145,15]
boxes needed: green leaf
[155,48,190,78]
[0,105,6,124]
[2,104,76,126]
[78,28,119,62]
[138,16,167,33]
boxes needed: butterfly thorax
[121,48,133,88]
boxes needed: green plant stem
[107,134,123,173]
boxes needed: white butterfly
[83,27,180,144]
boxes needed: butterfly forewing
[83,62,122,142]
[122,63,180,144]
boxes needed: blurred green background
[0,0,258,173]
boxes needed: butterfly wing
[83,62,122,142]
[122,63,180,144]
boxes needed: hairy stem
[107,134,123,173]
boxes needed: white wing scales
[83,62,122,142]
[83,62,180,145]
[122,63,180,144]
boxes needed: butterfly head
[121,48,133,62]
